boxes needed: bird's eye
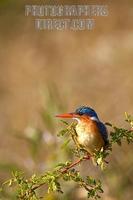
[79,112,84,115]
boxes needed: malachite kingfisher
[56,106,109,156]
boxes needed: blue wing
[96,121,109,146]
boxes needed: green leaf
[61,139,71,149]
[57,129,68,137]
[60,120,69,125]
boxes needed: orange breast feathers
[75,116,105,155]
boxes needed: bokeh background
[0,0,133,199]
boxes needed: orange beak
[56,113,79,119]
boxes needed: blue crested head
[75,106,99,119]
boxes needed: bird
[56,106,109,156]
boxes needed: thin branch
[29,155,91,195]
[61,155,90,173]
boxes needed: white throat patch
[73,118,81,123]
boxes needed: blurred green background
[0,0,133,199]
